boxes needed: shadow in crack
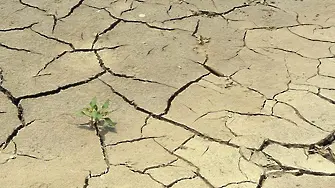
[100,126,117,136]
[76,124,117,135]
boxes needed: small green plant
[79,97,116,129]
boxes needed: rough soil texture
[1,0,335,187]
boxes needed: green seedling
[79,97,116,129]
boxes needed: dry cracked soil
[1,0,335,188]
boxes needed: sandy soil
[1,0,335,187]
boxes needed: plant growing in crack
[79,97,116,129]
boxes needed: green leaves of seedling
[102,99,109,109]
[90,97,98,110]
[92,111,102,121]
[79,97,117,129]
[80,107,91,117]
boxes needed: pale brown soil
[0,0,335,188]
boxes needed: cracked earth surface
[1,0,335,187]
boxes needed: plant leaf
[81,108,92,116]
[92,111,102,120]
[90,97,98,110]
[100,110,110,116]
[78,111,85,116]
[104,118,116,127]
[102,99,110,109]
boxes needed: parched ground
[0,0,335,187]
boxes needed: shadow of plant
[77,120,117,135]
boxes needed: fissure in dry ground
[0,0,335,187]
